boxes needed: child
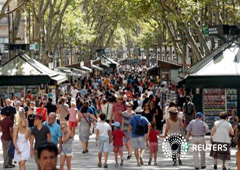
[68,102,78,136]
[60,123,74,170]
[112,122,124,167]
[148,121,159,165]
[96,113,112,168]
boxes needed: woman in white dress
[13,118,30,170]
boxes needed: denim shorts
[98,136,109,153]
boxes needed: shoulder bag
[62,104,69,121]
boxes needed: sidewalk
[0,133,237,170]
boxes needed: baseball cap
[35,114,43,120]
[112,122,121,128]
[196,112,203,118]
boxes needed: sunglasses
[61,126,65,129]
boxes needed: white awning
[105,57,118,65]
[51,74,68,84]
[101,62,110,68]
[91,64,103,71]
[81,66,93,72]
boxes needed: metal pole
[7,5,11,59]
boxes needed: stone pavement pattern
[0,132,237,170]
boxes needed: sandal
[97,163,101,167]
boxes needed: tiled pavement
[0,132,237,170]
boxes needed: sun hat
[168,107,178,114]
[135,106,143,113]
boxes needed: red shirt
[112,129,124,147]
[0,117,13,141]
[112,103,126,123]
[149,129,159,143]
[36,108,48,121]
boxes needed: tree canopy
[1,0,240,65]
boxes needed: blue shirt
[43,121,62,145]
[129,115,150,137]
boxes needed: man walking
[43,113,62,149]
[186,112,209,170]
[30,115,51,170]
[127,109,151,166]
[0,111,14,168]
[183,96,196,126]
[45,98,57,115]
[1,99,16,123]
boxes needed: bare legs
[18,160,26,170]
[60,155,72,170]
[98,152,109,166]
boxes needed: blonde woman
[13,118,30,170]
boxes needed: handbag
[82,112,91,127]
[62,104,69,121]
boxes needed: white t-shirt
[71,89,78,99]
[96,122,111,137]
[213,120,232,143]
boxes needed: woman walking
[58,97,70,124]
[78,104,96,153]
[122,102,135,160]
[165,107,183,166]
[13,118,30,170]
[60,123,74,170]
[210,112,234,170]
[68,102,78,136]
[142,103,155,146]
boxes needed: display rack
[203,89,225,130]
[226,89,237,113]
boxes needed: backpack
[134,116,145,135]
[185,102,194,115]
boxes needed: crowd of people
[0,70,239,170]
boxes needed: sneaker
[140,157,143,165]
[148,157,152,165]
[120,159,124,166]
[214,164,217,169]
[127,155,132,160]
[201,165,206,169]
[115,163,118,167]
[104,164,108,168]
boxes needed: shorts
[98,136,109,153]
[113,146,123,154]
[123,131,132,142]
[69,121,77,128]
[149,142,158,154]
[131,136,145,149]
[61,152,73,157]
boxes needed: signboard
[208,25,230,35]
[29,44,39,51]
